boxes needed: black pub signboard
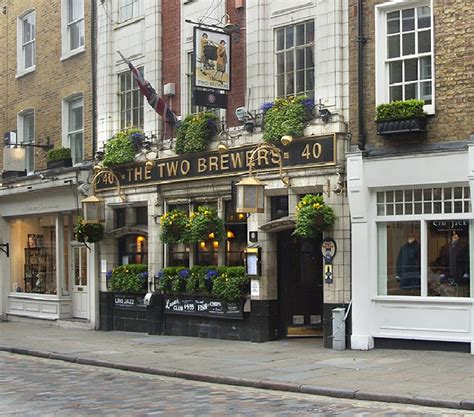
[96,135,336,189]
[114,294,146,309]
[164,297,244,319]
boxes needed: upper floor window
[275,20,314,98]
[119,0,140,22]
[376,2,434,113]
[62,0,84,56]
[63,95,84,164]
[118,68,144,129]
[18,110,35,173]
[17,10,35,74]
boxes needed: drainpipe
[357,0,367,151]
[91,0,97,156]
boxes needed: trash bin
[332,307,346,351]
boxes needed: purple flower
[301,98,315,110]
[139,272,148,281]
[106,270,113,280]
[261,102,274,112]
[179,269,191,279]
[205,269,218,280]
[155,271,164,280]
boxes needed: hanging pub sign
[193,27,231,92]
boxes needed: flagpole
[116,50,129,65]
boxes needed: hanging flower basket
[293,194,336,238]
[74,217,104,244]
[188,206,225,243]
[160,209,190,244]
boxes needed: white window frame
[375,187,473,299]
[119,0,140,23]
[62,94,84,165]
[274,20,315,99]
[375,0,435,114]
[16,9,36,77]
[118,67,144,130]
[17,109,35,174]
[61,0,85,60]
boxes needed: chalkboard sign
[114,294,146,309]
[164,297,244,319]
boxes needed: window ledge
[16,66,36,79]
[60,46,85,62]
[114,15,145,30]
[373,295,472,304]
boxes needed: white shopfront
[0,173,98,326]
[348,144,474,354]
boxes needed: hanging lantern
[81,195,106,224]
[235,176,266,214]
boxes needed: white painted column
[89,243,100,329]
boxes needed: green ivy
[109,264,148,293]
[175,112,219,154]
[102,128,143,167]
[46,147,71,162]
[262,96,306,144]
[293,194,336,238]
[375,99,426,121]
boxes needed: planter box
[376,116,427,135]
[46,158,73,169]
[164,295,245,320]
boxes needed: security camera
[235,107,250,123]
[94,150,104,162]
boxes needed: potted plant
[293,194,336,238]
[160,209,190,244]
[175,112,219,154]
[188,206,225,243]
[375,99,428,135]
[262,96,314,144]
[102,128,144,167]
[46,147,72,169]
[74,216,104,247]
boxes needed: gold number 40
[301,143,322,160]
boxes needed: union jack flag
[117,51,178,126]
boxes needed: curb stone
[0,346,472,412]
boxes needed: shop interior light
[212,241,219,249]
[226,230,235,239]
[208,232,215,239]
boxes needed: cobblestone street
[0,352,471,416]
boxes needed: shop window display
[225,200,247,266]
[167,204,190,267]
[119,234,148,265]
[378,220,471,298]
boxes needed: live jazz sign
[96,135,335,189]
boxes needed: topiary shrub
[102,128,143,167]
[47,147,71,162]
[109,264,148,293]
[375,99,426,121]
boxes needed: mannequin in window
[396,233,421,289]
[437,231,469,284]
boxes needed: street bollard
[332,307,346,351]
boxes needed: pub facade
[95,0,351,344]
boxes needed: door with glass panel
[72,245,89,319]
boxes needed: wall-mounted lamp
[235,142,290,214]
[0,243,9,257]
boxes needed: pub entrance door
[277,229,323,337]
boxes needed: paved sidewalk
[1,321,473,411]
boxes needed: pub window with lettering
[376,188,472,298]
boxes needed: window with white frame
[376,187,472,299]
[18,110,35,173]
[17,10,35,73]
[376,2,434,113]
[118,68,144,129]
[275,20,314,98]
[64,96,84,164]
[62,0,84,55]
[119,0,140,22]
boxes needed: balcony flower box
[375,99,428,136]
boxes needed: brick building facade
[347,0,474,353]
[0,1,96,324]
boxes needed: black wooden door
[277,229,323,337]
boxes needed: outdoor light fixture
[235,143,290,214]
[81,166,126,224]
[0,243,9,257]
[319,107,332,123]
